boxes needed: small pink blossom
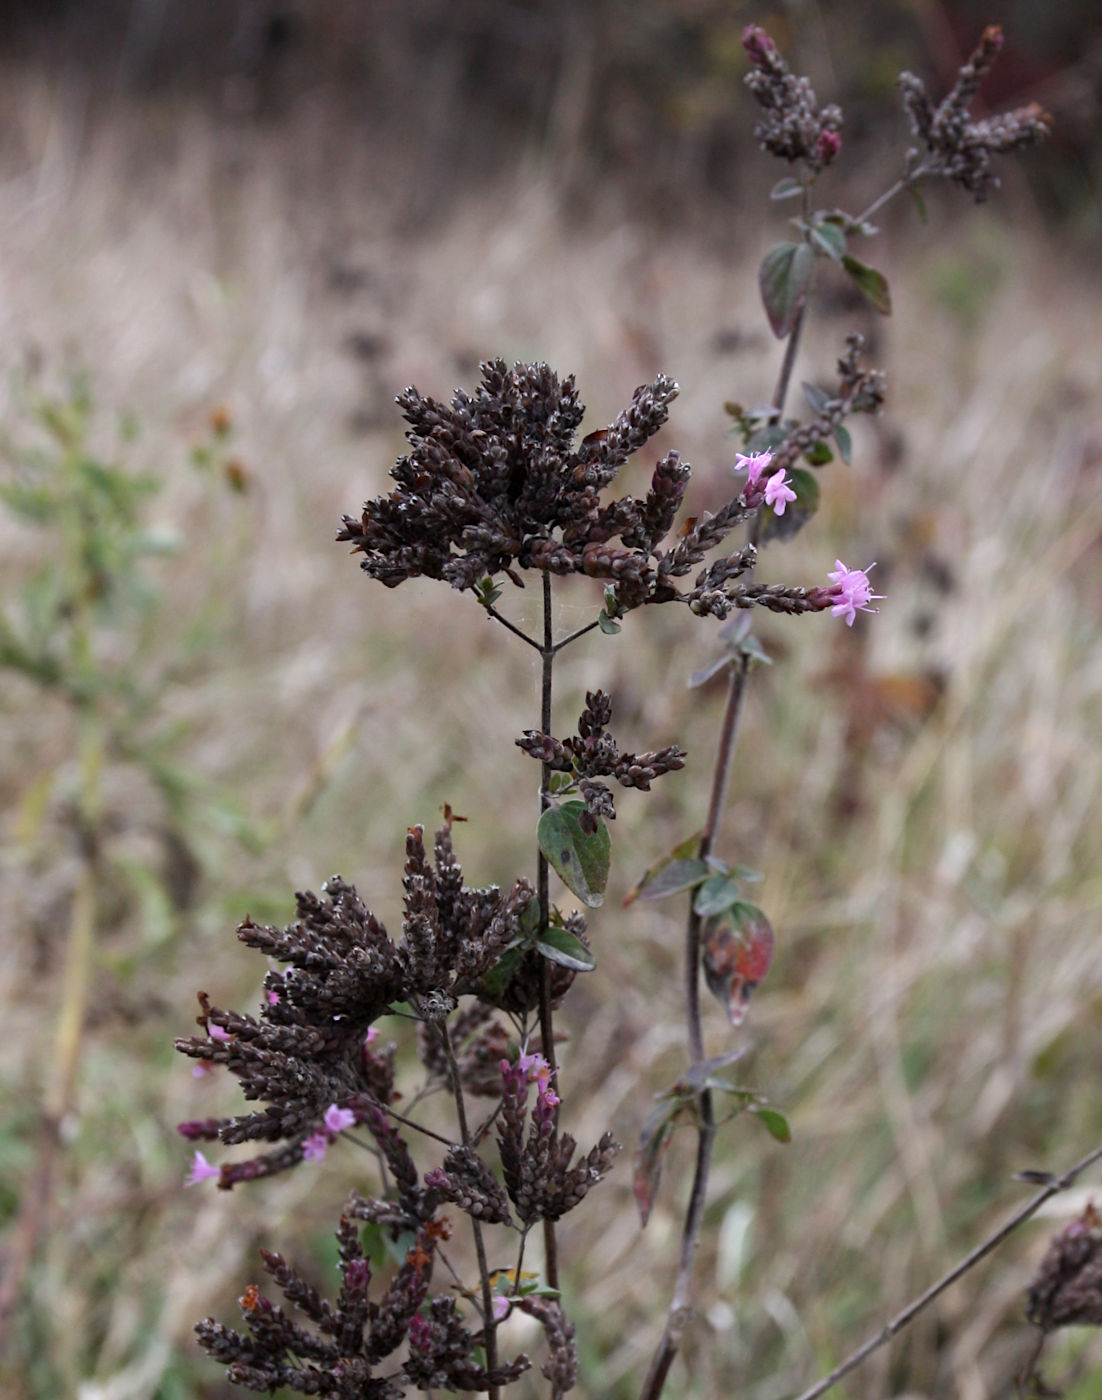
[764,468,797,515]
[517,1050,550,1082]
[207,1023,231,1043]
[302,1132,329,1162]
[324,1104,357,1134]
[266,990,280,1006]
[364,1026,379,1047]
[185,1150,220,1186]
[735,448,773,486]
[826,560,882,626]
[492,1294,512,1322]
[817,129,842,165]
[192,1060,215,1079]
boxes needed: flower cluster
[742,24,844,171]
[195,1212,531,1397]
[175,824,558,1186]
[337,359,686,608]
[517,689,686,830]
[497,1051,620,1224]
[899,26,1050,202]
[1027,1204,1102,1334]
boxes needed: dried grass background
[2,12,1102,1400]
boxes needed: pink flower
[191,1060,215,1079]
[817,130,842,165]
[517,1049,550,1082]
[492,1294,512,1322]
[826,560,882,626]
[735,448,773,486]
[185,1150,220,1186]
[207,1023,231,1043]
[302,1132,329,1162]
[764,468,797,515]
[324,1104,356,1134]
[265,990,280,1006]
[364,1026,379,1047]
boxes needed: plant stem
[638,656,751,1400]
[792,1143,1102,1400]
[641,271,808,1400]
[438,1023,500,1398]
[536,569,560,1291]
[854,164,930,228]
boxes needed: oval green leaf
[537,801,610,908]
[752,1106,792,1144]
[841,254,892,315]
[758,242,814,339]
[537,924,596,973]
[693,875,743,918]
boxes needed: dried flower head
[899,26,1051,202]
[338,360,685,608]
[196,1212,530,1396]
[1027,1204,1102,1333]
[742,25,843,173]
[517,689,686,830]
[174,825,539,1184]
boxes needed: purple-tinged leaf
[702,904,776,1028]
[634,1098,682,1225]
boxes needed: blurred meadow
[2,3,1101,1397]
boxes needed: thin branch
[638,656,751,1400]
[854,163,931,227]
[551,617,601,654]
[536,568,560,1292]
[372,1103,458,1150]
[792,1143,1102,1400]
[640,234,808,1399]
[485,604,542,652]
[438,1023,500,1400]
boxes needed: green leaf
[739,633,772,667]
[688,653,733,689]
[536,924,596,973]
[623,834,704,905]
[809,220,846,263]
[801,381,831,416]
[760,467,820,544]
[693,875,744,918]
[758,242,814,339]
[841,254,892,315]
[752,1106,792,1143]
[597,609,621,636]
[804,440,833,466]
[833,422,852,465]
[770,176,804,201]
[481,945,526,1003]
[537,802,610,908]
[548,771,575,795]
[633,857,709,903]
[474,576,503,608]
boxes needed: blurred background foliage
[1,2,1101,1398]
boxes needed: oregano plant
[174,26,1085,1400]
